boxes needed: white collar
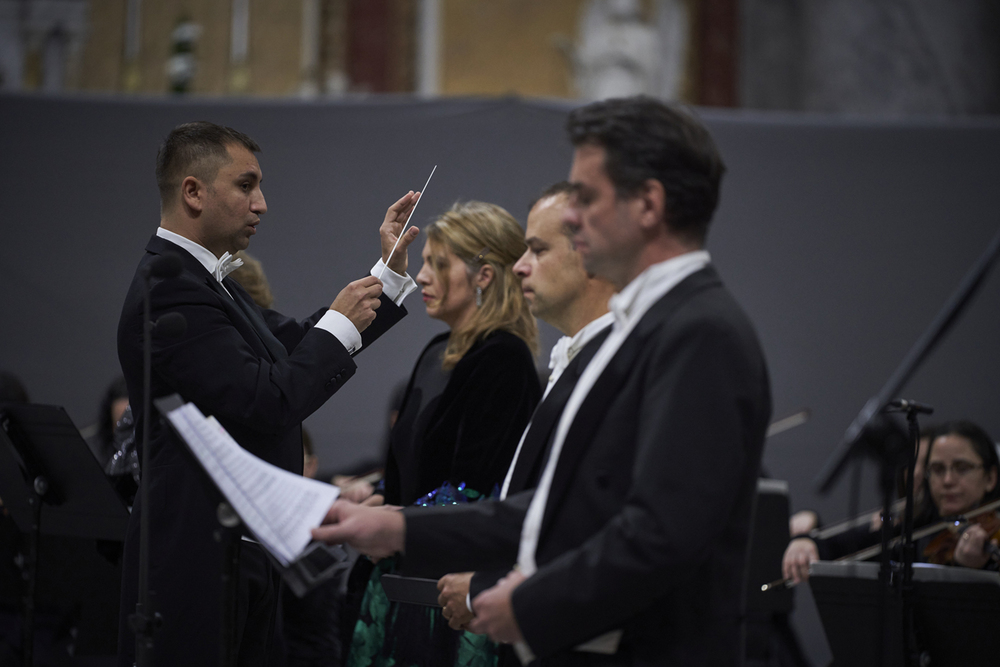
[548,311,615,371]
[607,250,711,327]
[156,228,243,282]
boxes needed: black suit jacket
[116,234,405,665]
[469,326,610,599]
[403,266,771,666]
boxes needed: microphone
[141,252,182,279]
[887,399,934,415]
[152,313,187,339]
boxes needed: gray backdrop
[2,94,999,661]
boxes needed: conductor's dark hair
[566,96,725,244]
[155,121,261,208]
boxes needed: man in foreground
[117,121,419,665]
[315,97,771,665]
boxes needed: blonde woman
[347,202,541,667]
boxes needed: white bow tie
[607,292,631,327]
[213,252,244,282]
[548,335,574,380]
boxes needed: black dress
[347,330,541,667]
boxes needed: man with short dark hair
[117,121,420,666]
[314,97,771,665]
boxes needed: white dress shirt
[512,250,710,661]
[155,227,417,354]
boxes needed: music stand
[809,561,1000,667]
[0,402,130,666]
[909,563,1000,667]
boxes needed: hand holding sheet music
[163,402,339,566]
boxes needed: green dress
[347,485,499,667]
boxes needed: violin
[922,508,1000,565]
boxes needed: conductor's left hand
[381,191,421,276]
[468,569,526,644]
[311,500,405,560]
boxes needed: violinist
[922,420,1000,568]
[782,420,1000,583]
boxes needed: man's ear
[636,178,667,232]
[181,176,205,214]
[477,264,495,289]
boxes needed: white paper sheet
[164,402,339,566]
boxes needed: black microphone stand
[895,402,930,667]
[129,253,182,667]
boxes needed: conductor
[116,121,419,666]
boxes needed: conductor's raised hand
[311,499,405,560]
[381,191,421,275]
[330,276,383,333]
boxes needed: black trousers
[234,541,282,667]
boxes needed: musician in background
[927,421,1000,568]
[782,420,1000,583]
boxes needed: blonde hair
[425,201,538,369]
[230,251,274,309]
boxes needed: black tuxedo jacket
[468,326,610,599]
[116,234,405,665]
[403,266,771,666]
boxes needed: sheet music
[164,403,339,566]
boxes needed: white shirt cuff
[466,592,473,613]
[315,310,362,355]
[372,259,418,306]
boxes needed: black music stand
[0,402,130,666]
[809,561,1000,667]
[808,562,903,667]
[909,564,1000,667]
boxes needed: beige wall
[77,0,304,96]
[77,0,127,92]
[246,0,302,95]
[440,0,585,99]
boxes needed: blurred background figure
[81,376,129,468]
[231,250,275,309]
